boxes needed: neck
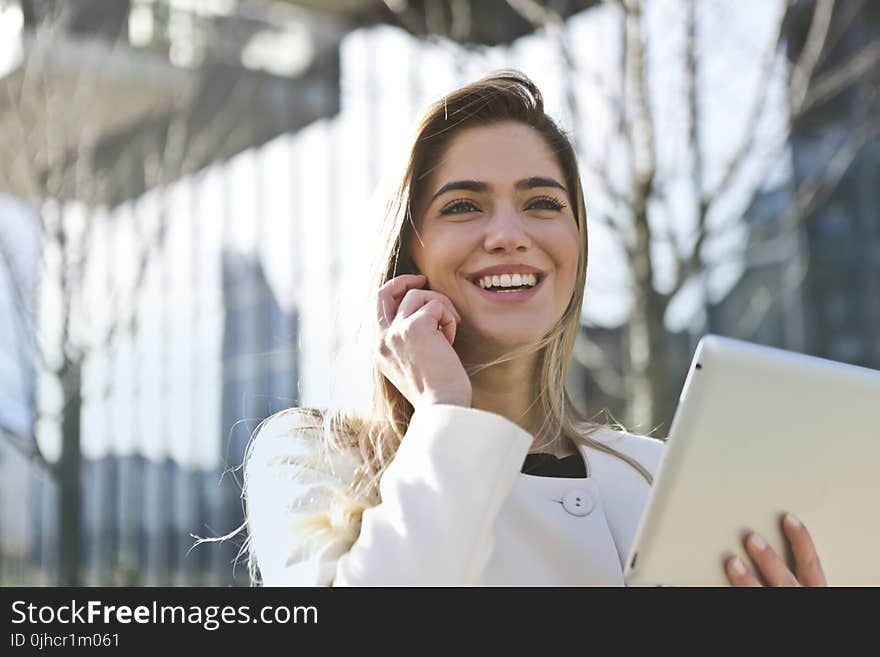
[461,347,574,458]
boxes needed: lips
[466,264,547,284]
[468,272,546,303]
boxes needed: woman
[243,70,826,587]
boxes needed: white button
[562,490,594,516]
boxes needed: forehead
[431,122,564,188]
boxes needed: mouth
[467,272,546,303]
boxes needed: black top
[521,452,587,478]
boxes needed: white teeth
[476,273,539,289]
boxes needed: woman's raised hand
[725,513,828,587]
[374,274,472,410]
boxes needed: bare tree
[506,0,880,433]
[0,3,254,585]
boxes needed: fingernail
[731,557,746,576]
[785,512,801,529]
[748,533,767,551]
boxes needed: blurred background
[0,0,876,586]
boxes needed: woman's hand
[725,513,827,587]
[374,274,472,410]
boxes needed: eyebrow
[428,176,568,206]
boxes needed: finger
[376,274,426,329]
[439,314,457,346]
[397,288,461,324]
[725,555,762,587]
[783,513,827,586]
[407,299,458,346]
[744,531,800,587]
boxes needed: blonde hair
[240,70,653,584]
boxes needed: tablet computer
[623,334,880,586]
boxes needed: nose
[482,205,531,254]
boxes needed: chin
[467,325,548,352]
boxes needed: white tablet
[623,334,880,586]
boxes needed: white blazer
[246,404,665,586]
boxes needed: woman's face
[410,121,581,351]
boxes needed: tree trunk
[626,196,671,435]
[626,284,671,435]
[58,357,82,586]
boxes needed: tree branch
[590,210,635,256]
[673,0,709,296]
[505,0,634,215]
[798,37,880,115]
[789,0,835,112]
[786,121,879,224]
[0,425,55,475]
[622,0,656,195]
[91,72,252,362]
[722,107,878,247]
[679,0,876,305]
[703,0,792,205]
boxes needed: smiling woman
[240,70,825,587]
[409,121,581,370]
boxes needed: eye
[529,196,567,211]
[440,199,479,215]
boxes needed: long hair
[240,70,653,584]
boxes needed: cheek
[550,231,582,308]
[420,227,476,276]
[549,224,582,278]
[426,251,463,283]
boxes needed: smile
[469,273,545,303]
[476,273,539,289]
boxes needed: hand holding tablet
[624,335,880,586]
[724,512,827,587]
